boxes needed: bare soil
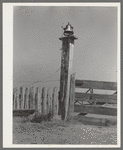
[13,116,117,144]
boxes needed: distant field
[13,116,117,144]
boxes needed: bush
[28,112,52,123]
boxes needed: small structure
[59,23,77,120]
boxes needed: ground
[13,116,117,145]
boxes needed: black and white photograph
[3,3,120,148]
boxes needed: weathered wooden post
[59,23,77,120]
[19,87,23,109]
[29,86,34,109]
[42,87,47,115]
[13,88,17,110]
[35,87,42,113]
[68,73,76,119]
[24,87,29,109]
[16,88,19,109]
[47,88,52,115]
[52,87,58,118]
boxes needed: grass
[13,115,117,145]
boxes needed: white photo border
[3,2,121,148]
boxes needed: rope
[13,67,61,87]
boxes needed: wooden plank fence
[13,76,117,119]
[13,86,59,117]
[68,73,117,117]
[74,78,117,116]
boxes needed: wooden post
[23,88,26,109]
[42,87,47,115]
[68,73,76,118]
[13,88,17,110]
[35,87,38,112]
[24,87,29,109]
[52,87,58,118]
[16,88,19,109]
[22,87,25,109]
[13,92,14,110]
[35,87,42,113]
[29,86,34,109]
[59,29,77,120]
[13,90,15,110]
[19,87,23,109]
[14,92,17,109]
[47,88,52,115]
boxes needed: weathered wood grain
[29,86,34,109]
[59,36,77,120]
[68,73,76,118]
[42,87,47,115]
[74,105,117,116]
[75,80,117,90]
[22,87,25,109]
[13,109,35,116]
[35,87,41,113]
[15,91,18,109]
[13,91,16,110]
[52,87,58,117]
[24,87,29,109]
[16,88,19,109]
[75,92,117,103]
[47,88,52,115]
[19,87,23,109]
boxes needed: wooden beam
[75,92,117,101]
[75,98,117,104]
[75,80,117,90]
[74,105,117,116]
[13,109,35,116]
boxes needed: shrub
[28,112,52,123]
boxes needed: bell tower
[59,22,77,120]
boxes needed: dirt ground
[13,116,117,145]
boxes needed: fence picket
[13,92,15,110]
[20,87,24,109]
[15,91,17,109]
[13,88,17,110]
[29,86,34,109]
[22,87,25,109]
[16,88,19,109]
[19,87,21,109]
[13,86,59,117]
[24,87,29,109]
[52,87,58,117]
[42,87,47,115]
[47,88,52,115]
[35,87,42,113]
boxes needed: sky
[13,6,117,89]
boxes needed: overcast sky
[13,6,117,89]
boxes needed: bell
[63,22,74,36]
